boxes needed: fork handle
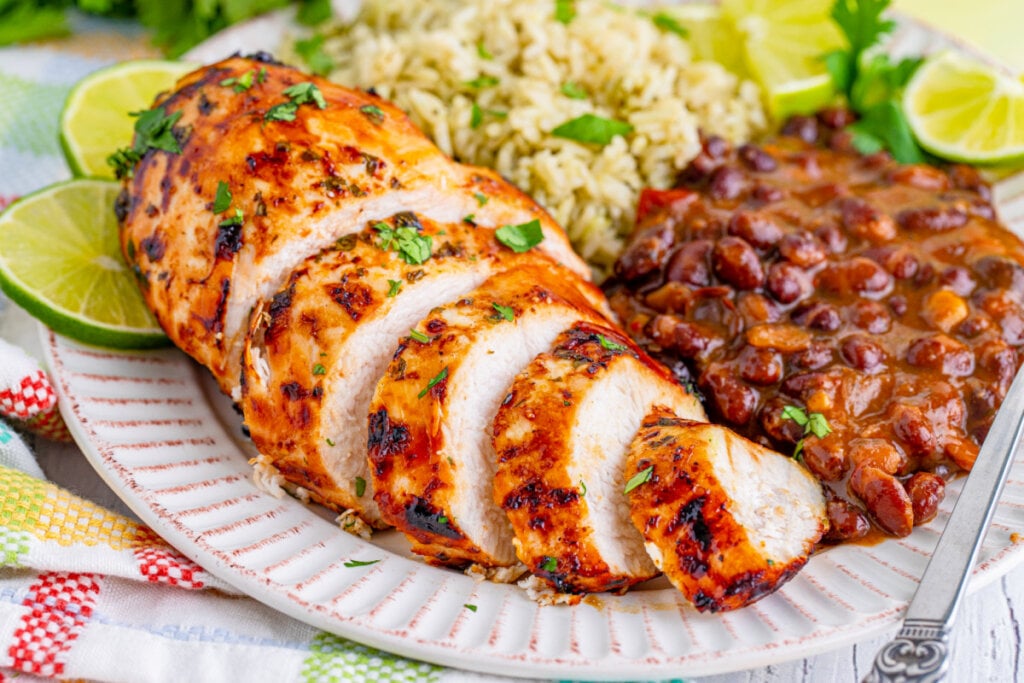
[863,619,950,683]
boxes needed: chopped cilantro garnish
[463,214,476,225]
[106,106,183,179]
[343,559,380,568]
[374,222,432,265]
[409,329,431,344]
[624,465,654,494]
[218,208,244,228]
[492,302,515,321]
[652,12,688,38]
[355,476,366,497]
[312,363,326,376]
[264,101,298,122]
[551,113,633,146]
[477,41,493,60]
[220,69,256,92]
[438,515,448,525]
[283,82,327,109]
[579,480,587,497]
[295,35,334,76]
[326,437,335,447]
[465,75,499,89]
[360,104,385,124]
[541,556,558,572]
[495,219,544,253]
[597,334,627,352]
[387,279,402,297]
[470,103,483,129]
[464,603,478,612]
[473,192,489,206]
[560,81,588,100]
[554,0,575,24]
[212,181,232,213]
[782,405,833,461]
[418,366,449,399]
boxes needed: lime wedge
[0,179,168,349]
[904,51,1024,165]
[720,0,845,119]
[59,60,196,179]
[655,5,746,75]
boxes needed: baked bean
[701,365,759,425]
[851,300,891,334]
[920,289,969,333]
[817,107,856,129]
[848,438,904,474]
[738,144,778,173]
[747,323,813,352]
[861,151,893,170]
[957,314,992,338]
[815,223,848,255]
[906,472,945,524]
[798,182,848,208]
[802,435,848,482]
[646,314,718,359]
[759,398,804,443]
[681,135,730,181]
[841,334,885,371]
[977,339,1018,391]
[664,240,713,287]
[891,404,936,457]
[781,115,819,144]
[865,245,919,280]
[780,370,839,403]
[615,222,675,282]
[897,205,968,232]
[840,197,896,243]
[643,282,690,313]
[708,166,746,200]
[824,498,871,542]
[736,292,780,325]
[889,164,951,191]
[888,295,908,317]
[792,342,834,369]
[790,300,841,332]
[728,211,783,250]
[945,438,980,470]
[816,257,892,297]
[767,262,811,304]
[939,266,976,296]
[906,334,975,377]
[778,231,827,267]
[850,465,914,537]
[828,130,856,154]
[752,184,785,204]
[713,236,765,289]
[948,164,992,200]
[738,346,783,385]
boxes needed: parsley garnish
[355,476,366,497]
[495,219,544,253]
[782,406,833,461]
[438,515,448,525]
[492,303,515,321]
[418,366,449,399]
[265,101,298,122]
[624,465,654,494]
[283,82,327,109]
[541,556,558,572]
[560,81,588,100]
[652,12,688,37]
[218,208,244,228]
[597,334,627,352]
[477,41,493,60]
[473,192,489,206]
[220,69,256,92]
[343,559,380,568]
[464,603,478,612]
[463,214,476,225]
[295,35,334,76]
[409,329,431,344]
[465,75,500,89]
[470,103,507,129]
[387,279,402,297]
[551,113,633,146]
[326,437,335,447]
[212,181,232,213]
[312,363,326,375]
[106,106,183,179]
[360,104,385,124]
[821,0,924,162]
[554,0,575,24]
[373,222,433,264]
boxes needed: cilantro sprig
[106,106,184,179]
[781,406,833,461]
[495,219,544,253]
[373,222,433,265]
[822,0,925,162]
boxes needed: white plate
[43,7,1024,681]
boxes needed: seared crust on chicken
[492,323,706,594]
[624,410,827,612]
[119,56,590,395]
[368,264,608,567]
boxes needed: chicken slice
[491,323,706,595]
[367,264,608,570]
[624,411,827,612]
[120,55,590,395]
[241,212,573,527]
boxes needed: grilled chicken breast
[491,323,706,594]
[119,55,590,396]
[624,410,827,612]
[367,264,609,569]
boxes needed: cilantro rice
[286,0,766,270]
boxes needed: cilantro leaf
[360,104,385,124]
[477,41,493,60]
[465,75,500,89]
[464,603,478,612]
[624,465,654,494]
[374,223,433,264]
[218,208,244,228]
[265,101,298,122]
[134,107,184,154]
[554,0,575,24]
[312,363,326,376]
[541,556,558,572]
[409,329,431,343]
[343,559,379,568]
[283,82,327,109]
[551,113,633,145]
[597,334,627,352]
[807,413,833,439]
[560,81,588,100]
[354,476,366,497]
[212,181,232,213]
[848,100,924,163]
[781,405,809,427]
[652,12,688,38]
[831,0,895,57]
[297,0,332,26]
[418,366,449,399]
[495,219,544,253]
[387,279,402,297]
[492,302,515,321]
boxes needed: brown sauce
[605,111,1024,543]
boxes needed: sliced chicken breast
[242,213,531,526]
[367,264,608,569]
[624,411,828,612]
[119,56,591,395]
[492,322,706,594]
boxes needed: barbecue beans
[607,125,1024,543]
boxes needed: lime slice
[59,60,196,179]
[904,51,1024,165]
[656,5,746,75]
[720,0,845,119]
[0,179,168,349]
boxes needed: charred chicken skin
[119,55,827,611]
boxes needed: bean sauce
[606,120,1024,544]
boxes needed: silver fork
[864,367,1024,682]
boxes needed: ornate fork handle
[864,619,950,682]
